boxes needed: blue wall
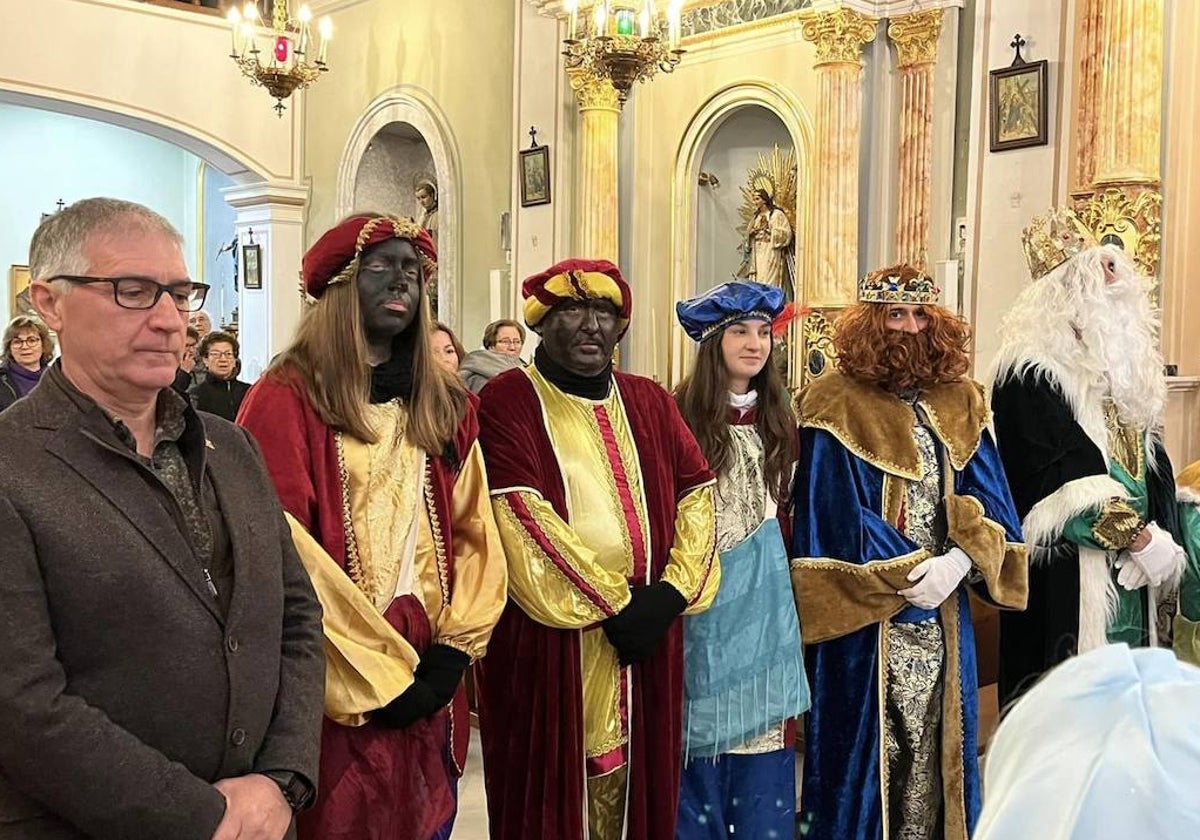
[0,102,232,325]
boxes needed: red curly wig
[833,302,972,391]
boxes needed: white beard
[991,245,1165,456]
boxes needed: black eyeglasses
[50,275,210,312]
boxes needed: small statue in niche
[736,146,798,303]
[415,178,439,242]
[414,177,440,318]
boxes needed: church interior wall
[0,103,237,327]
[303,0,516,352]
[0,0,303,184]
[962,0,1075,379]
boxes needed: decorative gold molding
[567,67,623,113]
[887,8,943,68]
[799,8,878,67]
[1074,186,1163,277]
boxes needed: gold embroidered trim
[335,431,370,600]
[424,459,452,607]
[1091,499,1146,551]
[496,496,611,620]
[793,548,931,576]
[1104,401,1145,481]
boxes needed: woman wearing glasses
[0,315,56,412]
[459,318,526,394]
[187,330,250,421]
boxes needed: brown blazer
[0,367,325,839]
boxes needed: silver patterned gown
[883,406,947,840]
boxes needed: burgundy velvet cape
[238,371,474,840]
[475,368,715,840]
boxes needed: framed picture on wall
[520,146,552,207]
[9,265,34,318]
[242,244,262,290]
[989,57,1049,152]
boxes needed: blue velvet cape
[790,374,1027,840]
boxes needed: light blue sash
[683,517,809,757]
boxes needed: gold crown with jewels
[1022,208,1099,280]
[858,264,940,305]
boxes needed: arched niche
[337,87,462,329]
[695,106,794,294]
[669,81,814,386]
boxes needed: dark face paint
[537,299,621,377]
[356,238,422,343]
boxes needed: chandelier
[562,1,685,102]
[227,1,332,116]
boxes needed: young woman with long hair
[672,281,809,840]
[237,214,506,840]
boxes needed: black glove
[373,679,441,729]
[415,643,471,707]
[601,581,687,666]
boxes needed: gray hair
[29,198,184,284]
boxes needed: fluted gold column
[568,67,622,263]
[800,8,877,306]
[1094,0,1162,186]
[888,9,943,271]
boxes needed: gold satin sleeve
[284,513,418,727]
[660,484,720,615]
[432,441,508,660]
[492,489,633,629]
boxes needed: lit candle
[242,1,257,22]
[241,21,255,56]
[565,0,578,40]
[298,5,312,55]
[226,7,242,54]
[318,17,332,63]
[594,1,607,36]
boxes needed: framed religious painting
[520,145,552,207]
[9,265,34,318]
[242,243,262,290]
[989,55,1049,152]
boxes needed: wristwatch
[261,770,314,812]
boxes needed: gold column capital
[800,8,878,67]
[887,8,944,68]
[567,67,623,113]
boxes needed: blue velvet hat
[675,282,785,343]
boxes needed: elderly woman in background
[459,318,526,394]
[0,315,55,412]
[431,321,466,376]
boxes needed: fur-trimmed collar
[799,371,989,480]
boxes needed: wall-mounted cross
[529,126,540,150]
[1010,33,1027,65]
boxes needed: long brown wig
[268,240,466,454]
[833,302,971,391]
[674,330,797,504]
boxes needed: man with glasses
[0,198,324,840]
[188,331,250,422]
[458,318,527,394]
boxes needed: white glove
[1117,523,1186,590]
[898,547,973,609]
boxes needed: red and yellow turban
[302,214,437,299]
[522,259,632,333]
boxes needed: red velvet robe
[238,372,474,840]
[475,368,715,840]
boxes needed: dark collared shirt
[48,364,234,616]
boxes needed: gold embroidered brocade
[1104,400,1145,481]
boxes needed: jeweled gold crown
[858,264,940,305]
[1022,208,1098,280]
